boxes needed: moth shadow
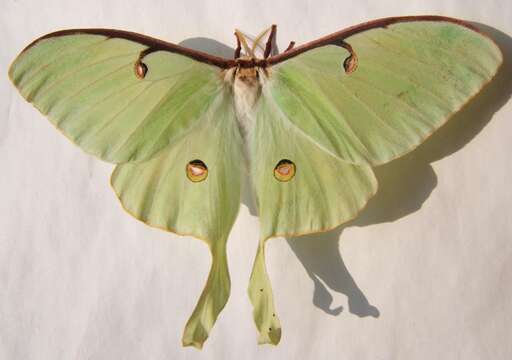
[180,25,512,317]
[289,24,512,318]
[179,37,236,59]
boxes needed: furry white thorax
[224,67,265,141]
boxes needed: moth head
[235,66,261,87]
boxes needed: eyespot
[134,60,148,79]
[273,159,296,182]
[342,54,357,74]
[186,160,208,182]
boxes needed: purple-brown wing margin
[18,28,236,69]
[266,15,497,66]
[16,17,499,69]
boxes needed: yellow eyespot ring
[186,159,208,182]
[273,159,296,182]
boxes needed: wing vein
[143,74,221,156]
[34,51,141,101]
[264,87,361,164]
[388,26,493,75]
[359,53,454,112]
[18,37,110,88]
[48,62,134,115]
[76,81,154,146]
[362,32,471,96]
[276,74,372,161]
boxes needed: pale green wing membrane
[9,32,224,163]
[249,19,501,344]
[9,30,239,348]
[248,92,378,345]
[111,90,242,349]
[270,21,502,165]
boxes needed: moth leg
[284,41,295,52]
[338,40,358,74]
[264,24,277,58]
[234,32,242,59]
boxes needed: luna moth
[8,15,502,349]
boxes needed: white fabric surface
[1,0,511,359]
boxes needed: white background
[1,0,511,359]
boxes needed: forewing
[111,90,242,349]
[9,31,228,163]
[269,19,502,165]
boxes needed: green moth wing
[268,19,503,165]
[111,90,242,349]
[8,30,231,163]
[248,91,378,345]
[249,18,502,344]
[9,29,240,349]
